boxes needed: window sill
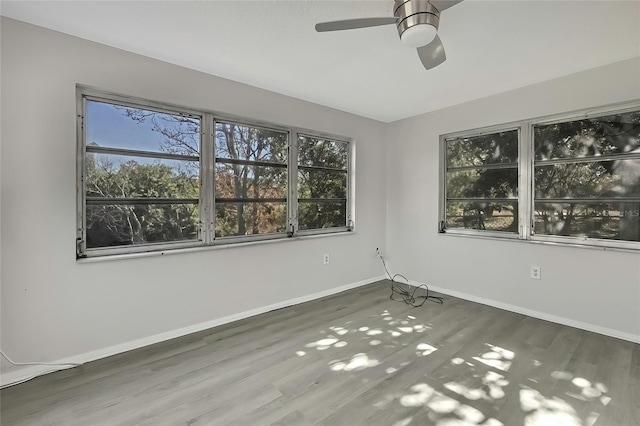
[439,231,640,254]
[77,230,355,263]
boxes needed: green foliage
[297,136,348,229]
[447,131,518,168]
[85,155,199,248]
[534,112,640,239]
[446,131,519,232]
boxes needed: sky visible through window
[87,101,162,152]
[86,100,200,169]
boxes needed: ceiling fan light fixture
[394,0,441,47]
[400,23,437,47]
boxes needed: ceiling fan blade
[417,35,446,70]
[430,0,464,12]
[315,17,398,32]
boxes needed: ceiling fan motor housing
[394,0,441,47]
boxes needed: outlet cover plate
[530,265,541,280]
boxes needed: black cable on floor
[379,254,443,307]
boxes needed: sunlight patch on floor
[520,388,582,426]
[305,332,350,351]
[524,409,582,426]
[585,411,600,426]
[451,404,484,423]
[472,343,514,372]
[329,353,380,372]
[400,383,435,407]
[443,370,508,401]
[305,335,347,351]
[397,381,505,426]
[550,371,610,405]
[329,326,349,336]
[416,343,437,356]
[571,377,590,388]
[484,371,509,399]
[444,382,485,401]
[427,393,462,413]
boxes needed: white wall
[386,57,640,342]
[0,18,387,381]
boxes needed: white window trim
[76,86,353,259]
[439,100,640,251]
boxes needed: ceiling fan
[315,0,464,70]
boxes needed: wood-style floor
[1,280,638,425]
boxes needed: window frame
[439,122,523,240]
[76,87,353,259]
[76,89,206,257]
[439,100,640,251]
[295,132,353,237]
[211,117,291,245]
[528,103,640,251]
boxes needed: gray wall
[386,57,640,342]
[0,18,387,381]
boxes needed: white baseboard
[0,275,385,389]
[407,280,640,344]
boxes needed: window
[443,129,519,235]
[440,102,640,250]
[297,135,350,232]
[533,111,640,243]
[77,88,352,258]
[81,99,202,253]
[214,121,289,239]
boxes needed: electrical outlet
[530,265,541,280]
[323,253,330,265]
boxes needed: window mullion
[202,113,215,245]
[288,129,299,236]
[519,122,533,240]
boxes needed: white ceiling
[2,0,639,122]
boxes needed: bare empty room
[1,1,639,425]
